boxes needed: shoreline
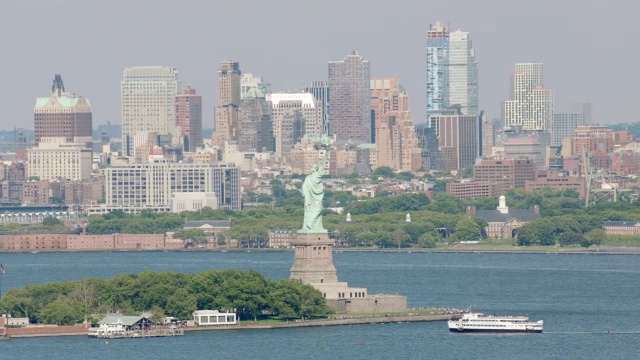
[4,247,640,255]
[4,314,456,339]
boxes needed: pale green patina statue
[299,134,332,234]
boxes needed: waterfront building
[102,161,241,212]
[121,66,179,156]
[34,74,92,147]
[466,196,540,239]
[503,63,554,131]
[328,51,371,142]
[171,192,217,212]
[175,86,203,151]
[268,229,295,248]
[212,61,241,153]
[26,137,92,181]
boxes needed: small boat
[448,312,543,333]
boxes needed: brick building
[473,158,536,193]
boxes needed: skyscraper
[370,78,421,171]
[429,112,481,171]
[304,81,329,133]
[175,86,203,151]
[267,93,323,160]
[328,50,371,143]
[426,22,479,122]
[503,63,554,131]
[121,66,179,156]
[34,74,92,146]
[447,30,479,115]
[212,61,241,151]
[426,21,449,121]
[239,87,273,152]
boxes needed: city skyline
[0,0,608,131]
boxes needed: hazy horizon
[0,0,624,131]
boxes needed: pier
[88,328,184,339]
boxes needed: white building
[446,29,479,115]
[240,73,269,99]
[121,66,180,156]
[267,93,323,160]
[503,63,554,131]
[192,310,237,326]
[171,192,217,213]
[26,137,92,181]
[103,161,241,212]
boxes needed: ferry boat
[448,312,543,333]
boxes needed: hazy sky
[0,0,623,130]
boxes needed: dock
[88,328,184,339]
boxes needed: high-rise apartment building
[426,22,478,122]
[328,51,371,142]
[304,81,329,133]
[239,87,273,152]
[267,93,323,160]
[34,74,92,146]
[429,113,481,171]
[121,66,179,156]
[551,103,591,147]
[175,86,203,151]
[503,63,554,131]
[213,61,241,151]
[426,21,449,120]
[447,29,479,115]
[370,78,421,171]
[481,114,494,157]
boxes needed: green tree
[392,228,410,249]
[372,166,395,179]
[453,217,481,241]
[174,229,209,248]
[149,305,167,324]
[559,231,584,247]
[39,295,81,325]
[42,216,63,227]
[216,233,227,246]
[419,233,438,248]
[582,228,606,249]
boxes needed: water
[1,251,640,359]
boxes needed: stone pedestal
[290,230,407,314]
[290,232,338,284]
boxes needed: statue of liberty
[299,134,332,233]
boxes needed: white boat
[448,312,543,333]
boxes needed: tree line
[0,270,332,325]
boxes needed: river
[1,250,639,359]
